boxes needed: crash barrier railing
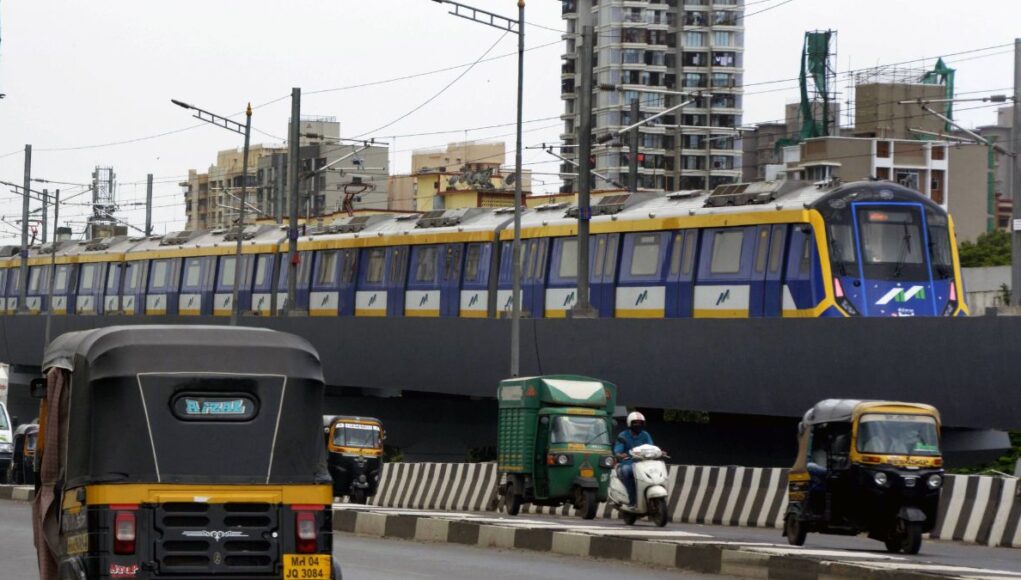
[368,463,1021,548]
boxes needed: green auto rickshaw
[497,375,616,520]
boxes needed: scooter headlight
[600,455,614,469]
[873,472,889,487]
[927,474,942,489]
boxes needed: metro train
[0,179,967,319]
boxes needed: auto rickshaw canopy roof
[801,399,940,428]
[498,375,616,414]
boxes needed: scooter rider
[614,412,653,508]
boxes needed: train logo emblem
[634,290,648,306]
[562,291,576,307]
[419,294,429,307]
[321,295,329,307]
[716,289,731,306]
[876,286,925,306]
[468,293,480,308]
[368,294,378,306]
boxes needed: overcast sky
[0,0,1017,243]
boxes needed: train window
[682,231,697,275]
[53,266,69,292]
[859,210,923,265]
[415,246,437,282]
[754,229,769,273]
[630,235,661,276]
[317,251,337,285]
[124,263,141,292]
[80,264,97,291]
[106,265,119,291]
[604,236,618,277]
[341,250,357,284]
[710,230,743,274]
[800,233,813,275]
[525,241,538,281]
[669,233,683,275]
[594,238,606,277]
[254,255,272,287]
[29,266,48,292]
[768,229,786,273]
[184,259,202,287]
[827,225,857,270]
[559,239,578,279]
[219,257,237,288]
[927,223,953,280]
[366,249,385,283]
[150,260,169,289]
[444,246,460,281]
[390,247,407,282]
[533,241,547,281]
[464,245,481,282]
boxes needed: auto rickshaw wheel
[350,488,367,505]
[885,519,923,554]
[578,489,598,520]
[507,492,523,516]
[785,514,807,546]
[650,497,668,527]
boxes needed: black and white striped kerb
[371,463,499,512]
[931,474,1021,548]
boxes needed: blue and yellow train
[0,179,967,319]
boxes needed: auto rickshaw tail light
[295,511,317,553]
[114,510,137,555]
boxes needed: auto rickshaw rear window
[857,414,939,456]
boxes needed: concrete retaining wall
[369,463,1021,548]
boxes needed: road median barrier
[0,485,34,502]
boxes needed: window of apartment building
[683,73,706,88]
[622,49,643,64]
[711,114,736,128]
[684,135,706,149]
[712,11,737,25]
[875,167,890,180]
[645,51,666,66]
[685,32,706,47]
[712,52,736,67]
[895,169,920,192]
[713,31,734,47]
[711,94,737,108]
[683,52,706,67]
[712,135,735,150]
[876,141,891,158]
[683,156,706,170]
[712,73,735,88]
[711,156,735,170]
[931,170,945,205]
[685,11,707,26]
[682,113,706,126]
[931,145,946,160]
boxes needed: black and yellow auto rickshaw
[784,399,944,554]
[7,420,38,485]
[32,325,340,580]
[324,416,384,504]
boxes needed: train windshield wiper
[892,224,912,279]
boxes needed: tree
[958,230,1011,267]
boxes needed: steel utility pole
[287,87,301,314]
[41,188,48,244]
[145,174,153,236]
[573,24,596,317]
[629,98,640,193]
[18,144,31,313]
[1012,38,1021,306]
[274,153,285,224]
[43,189,59,347]
[429,0,525,376]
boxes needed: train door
[0,269,7,315]
[103,263,121,314]
[4,267,18,314]
[25,265,50,314]
[783,225,826,317]
[525,238,549,317]
[439,244,464,317]
[179,256,214,316]
[616,232,670,318]
[311,250,341,317]
[146,258,181,315]
[337,249,358,316]
[591,233,620,317]
[275,251,311,311]
[749,225,788,317]
[496,240,514,315]
[406,245,441,317]
[459,242,491,318]
[119,260,147,315]
[51,264,78,315]
[355,247,388,317]
[213,254,253,316]
[694,227,756,318]
[546,237,579,317]
[250,254,276,315]
[387,246,409,316]
[665,230,699,317]
[74,262,105,315]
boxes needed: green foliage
[958,230,1011,267]
[662,409,710,424]
[383,445,404,463]
[950,431,1021,475]
[467,445,497,463]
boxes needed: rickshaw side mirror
[30,378,47,399]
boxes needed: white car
[0,403,12,483]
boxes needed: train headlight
[927,474,942,489]
[873,472,889,487]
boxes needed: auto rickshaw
[497,375,616,520]
[324,415,385,504]
[31,325,340,580]
[7,420,38,485]
[784,399,944,554]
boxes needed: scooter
[608,444,671,527]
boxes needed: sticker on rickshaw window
[343,423,379,431]
[283,553,331,579]
[172,393,258,421]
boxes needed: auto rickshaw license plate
[283,554,330,579]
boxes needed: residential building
[182,144,283,230]
[560,0,745,193]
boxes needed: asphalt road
[0,502,704,580]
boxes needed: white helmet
[627,412,646,427]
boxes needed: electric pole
[629,98,640,193]
[18,144,31,313]
[573,25,595,317]
[41,188,48,244]
[1012,38,1021,306]
[286,87,301,314]
[274,153,285,224]
[145,174,153,236]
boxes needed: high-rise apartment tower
[560,0,745,192]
